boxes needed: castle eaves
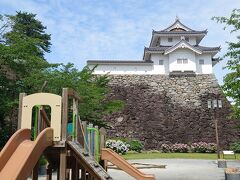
[152,30,207,35]
[145,45,220,52]
[87,60,153,65]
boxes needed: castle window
[159,60,164,65]
[199,59,204,65]
[168,37,173,42]
[177,59,182,64]
[185,37,189,42]
[183,59,188,64]
[177,58,188,64]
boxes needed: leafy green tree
[0,11,53,111]
[0,11,53,147]
[23,63,124,126]
[212,9,240,118]
[0,11,123,148]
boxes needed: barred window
[159,60,164,65]
[183,59,188,64]
[177,58,188,64]
[177,59,182,64]
[199,59,204,65]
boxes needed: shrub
[191,142,216,153]
[160,144,172,153]
[160,142,216,153]
[106,139,129,155]
[108,138,143,153]
[171,143,189,153]
[128,140,143,153]
[160,143,189,153]
[230,141,240,153]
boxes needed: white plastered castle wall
[195,53,213,74]
[150,54,169,74]
[169,49,196,72]
[89,49,213,75]
[160,37,196,46]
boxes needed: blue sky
[1,0,239,84]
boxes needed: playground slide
[67,141,113,180]
[0,128,53,180]
[101,148,155,180]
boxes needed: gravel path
[34,159,240,180]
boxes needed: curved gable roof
[164,40,202,55]
[150,18,207,46]
[154,18,206,34]
[162,19,193,31]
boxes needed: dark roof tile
[87,60,153,64]
[153,30,207,35]
[145,45,220,52]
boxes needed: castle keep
[87,18,240,149]
[88,17,220,75]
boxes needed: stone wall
[104,74,240,150]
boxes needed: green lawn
[122,152,240,160]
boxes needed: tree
[3,11,51,58]
[0,11,53,79]
[0,11,123,148]
[0,11,53,147]
[23,63,124,127]
[212,9,240,118]
[0,11,53,107]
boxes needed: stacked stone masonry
[105,74,240,150]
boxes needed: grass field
[122,152,239,160]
